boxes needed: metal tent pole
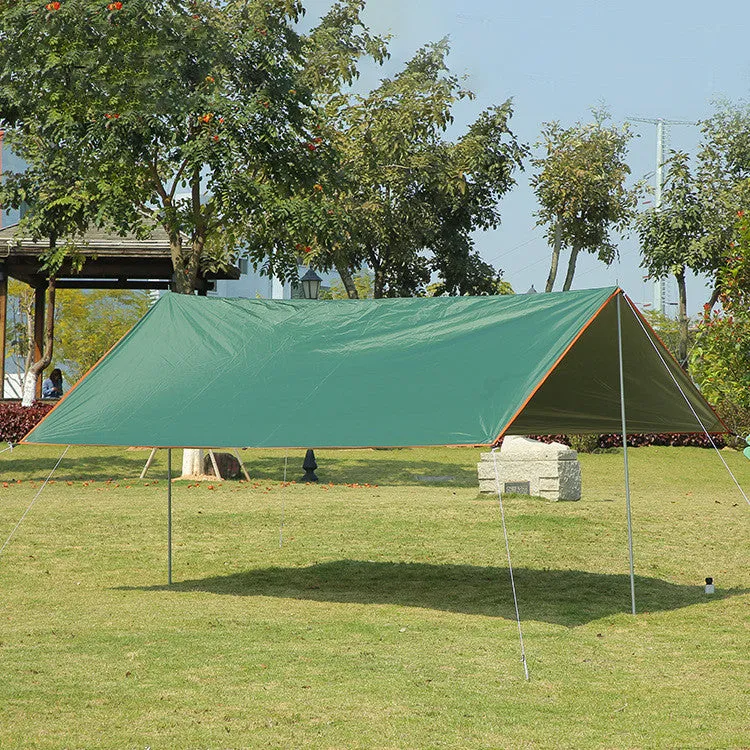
[167,448,172,586]
[616,294,636,615]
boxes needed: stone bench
[477,435,581,501]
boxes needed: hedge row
[520,432,726,451]
[0,403,55,444]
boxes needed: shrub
[567,434,601,453]
[0,403,54,444]
[519,433,726,450]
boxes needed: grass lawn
[0,444,748,749]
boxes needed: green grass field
[1,445,748,749]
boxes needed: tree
[636,102,750,366]
[320,270,374,299]
[5,279,36,393]
[4,285,150,389]
[53,290,152,382]
[637,151,706,364]
[531,109,638,292]
[689,207,750,444]
[0,0,321,295]
[0,127,100,403]
[693,100,750,305]
[245,39,526,298]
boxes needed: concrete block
[477,436,581,501]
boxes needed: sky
[300,0,750,313]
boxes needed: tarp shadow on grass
[121,560,746,627]
[0,454,157,482]
[233,456,478,487]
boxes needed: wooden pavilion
[0,223,240,397]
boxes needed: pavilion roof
[0,223,239,290]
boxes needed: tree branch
[149,152,169,206]
[168,155,192,202]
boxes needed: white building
[208,261,340,300]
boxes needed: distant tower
[630,116,695,316]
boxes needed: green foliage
[299,0,390,96]
[0,129,100,274]
[532,108,639,291]
[1,1,522,297]
[5,279,34,380]
[636,101,750,367]
[689,313,750,444]
[567,433,602,454]
[689,207,750,445]
[249,35,526,297]
[692,100,750,293]
[637,152,707,280]
[643,309,696,361]
[427,271,514,297]
[5,285,151,385]
[637,154,706,363]
[334,50,525,298]
[53,289,151,382]
[0,0,319,293]
[320,269,374,299]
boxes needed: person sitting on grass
[42,368,63,399]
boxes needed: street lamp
[299,267,322,481]
[300,268,322,300]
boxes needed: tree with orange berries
[0,0,323,294]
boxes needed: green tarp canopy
[24,287,723,448]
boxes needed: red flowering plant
[689,209,750,447]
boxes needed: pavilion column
[0,265,6,398]
[33,284,45,399]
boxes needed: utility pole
[630,117,696,315]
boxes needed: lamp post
[300,268,322,300]
[300,267,322,481]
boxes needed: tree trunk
[545,221,562,292]
[170,234,203,295]
[178,236,203,474]
[706,285,721,310]
[562,244,580,291]
[675,268,689,366]
[181,448,206,478]
[373,270,385,298]
[21,278,56,407]
[23,295,35,379]
[336,263,359,299]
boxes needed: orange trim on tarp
[491,287,622,445]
